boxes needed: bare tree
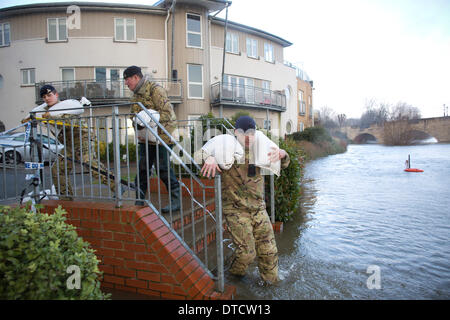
[383,101,422,145]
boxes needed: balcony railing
[210,82,286,112]
[35,78,183,104]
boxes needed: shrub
[0,204,110,300]
[265,137,305,223]
[289,126,332,143]
[99,141,137,163]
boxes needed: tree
[389,102,421,121]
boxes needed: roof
[154,0,230,12]
[211,16,292,47]
[0,2,166,17]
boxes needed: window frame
[61,68,75,82]
[246,37,258,58]
[21,68,36,86]
[0,22,11,47]
[186,13,202,49]
[226,32,239,54]
[264,42,274,63]
[47,17,67,42]
[114,18,136,42]
[187,64,203,99]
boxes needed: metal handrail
[211,81,287,111]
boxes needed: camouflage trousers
[51,153,114,197]
[223,207,279,283]
[52,129,114,197]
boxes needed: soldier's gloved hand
[201,156,222,178]
[268,147,287,163]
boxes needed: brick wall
[41,200,235,300]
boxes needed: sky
[1,0,449,119]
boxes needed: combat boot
[161,187,181,213]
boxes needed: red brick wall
[41,200,235,300]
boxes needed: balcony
[210,82,286,112]
[35,78,183,105]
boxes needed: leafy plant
[0,204,110,300]
[265,137,305,223]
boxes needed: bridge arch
[353,133,377,144]
[406,129,438,144]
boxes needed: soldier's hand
[42,112,51,118]
[268,147,287,162]
[21,117,30,124]
[201,156,221,178]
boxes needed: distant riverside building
[0,0,313,136]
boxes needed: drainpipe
[165,0,176,80]
[219,2,230,118]
[170,0,176,79]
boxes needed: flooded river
[228,143,450,299]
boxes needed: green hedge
[0,204,110,300]
[265,136,305,223]
[289,126,332,143]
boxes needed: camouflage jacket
[130,79,177,145]
[221,150,290,212]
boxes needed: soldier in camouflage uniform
[124,66,180,211]
[30,85,114,198]
[201,116,290,284]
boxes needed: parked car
[0,133,64,165]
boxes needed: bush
[265,137,305,223]
[289,126,332,143]
[0,204,110,300]
[98,141,137,163]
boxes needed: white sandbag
[253,130,281,176]
[135,109,160,143]
[201,134,244,170]
[46,99,84,116]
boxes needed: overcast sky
[2,0,449,118]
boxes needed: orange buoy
[404,168,424,172]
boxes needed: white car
[0,132,64,164]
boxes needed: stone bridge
[339,116,450,144]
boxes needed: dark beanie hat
[123,65,142,79]
[235,116,256,132]
[40,84,56,97]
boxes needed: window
[299,90,305,114]
[61,68,75,82]
[186,13,202,48]
[21,69,35,85]
[187,64,203,99]
[299,122,304,132]
[264,119,271,130]
[115,18,136,42]
[0,23,10,46]
[226,32,239,54]
[264,42,274,62]
[286,120,292,134]
[47,18,67,41]
[246,38,257,58]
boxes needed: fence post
[112,106,122,207]
[29,114,41,204]
[214,174,225,293]
[270,173,275,224]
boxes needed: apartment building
[0,0,307,137]
[296,67,314,131]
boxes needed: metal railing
[0,102,225,292]
[34,78,183,104]
[211,82,286,112]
